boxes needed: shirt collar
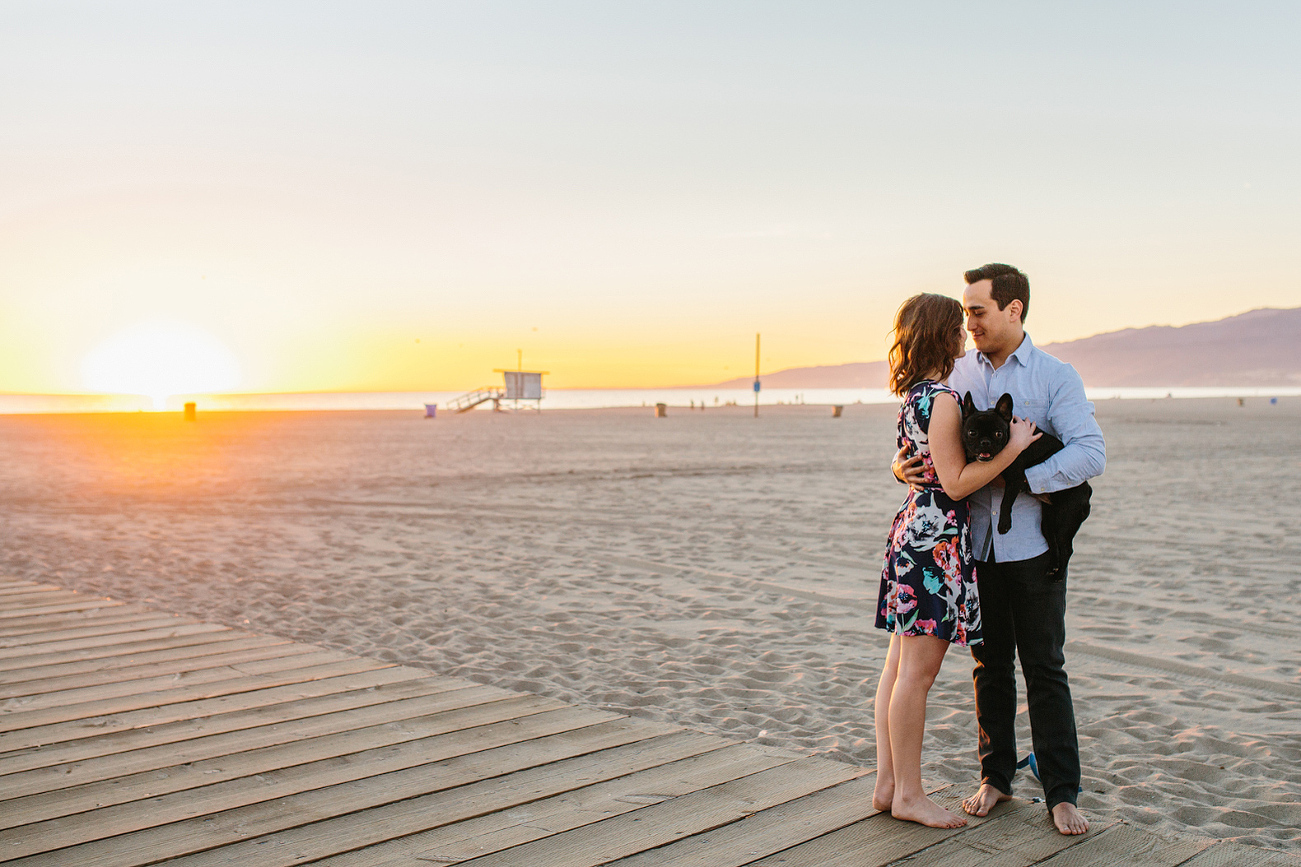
[977,332,1034,370]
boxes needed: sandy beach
[1,397,1298,852]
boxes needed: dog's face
[961,392,1015,462]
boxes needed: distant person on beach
[894,264,1106,835]
[874,293,1040,829]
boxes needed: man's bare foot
[1052,802,1089,835]
[872,778,895,812]
[961,783,1012,816]
[891,792,967,829]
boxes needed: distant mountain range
[705,307,1301,389]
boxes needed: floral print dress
[877,380,982,647]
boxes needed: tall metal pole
[753,333,760,418]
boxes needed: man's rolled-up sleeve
[1024,365,1106,494]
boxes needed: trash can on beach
[424,403,437,418]
[655,403,667,417]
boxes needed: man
[893,263,1105,835]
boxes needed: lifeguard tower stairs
[445,386,505,413]
[446,367,549,414]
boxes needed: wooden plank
[0,623,235,665]
[0,683,512,792]
[403,742,806,865]
[0,689,561,827]
[0,655,394,736]
[1032,825,1214,866]
[0,588,77,603]
[0,584,57,596]
[746,786,971,866]
[0,610,189,641]
[0,584,68,596]
[600,773,881,867]
[0,639,332,697]
[1181,841,1301,867]
[0,605,153,635]
[0,632,293,683]
[0,676,474,792]
[0,634,287,684]
[150,727,723,867]
[0,591,85,604]
[0,617,212,653]
[0,666,445,766]
[447,756,865,867]
[0,587,47,599]
[0,599,126,620]
[329,744,789,867]
[0,645,346,713]
[0,632,299,687]
[0,591,86,608]
[0,709,649,865]
[861,798,1109,867]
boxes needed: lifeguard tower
[445,354,549,413]
[494,368,547,410]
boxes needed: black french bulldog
[961,392,1092,580]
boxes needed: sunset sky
[2,1,1298,394]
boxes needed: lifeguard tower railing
[445,386,505,414]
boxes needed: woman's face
[952,320,967,359]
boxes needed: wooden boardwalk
[1,581,1296,866]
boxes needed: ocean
[1,386,1299,414]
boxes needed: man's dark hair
[964,263,1029,322]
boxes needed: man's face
[962,279,1022,354]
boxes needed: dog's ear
[995,393,1014,421]
[962,392,975,418]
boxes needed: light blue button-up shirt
[947,333,1106,563]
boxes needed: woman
[873,293,1038,828]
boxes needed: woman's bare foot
[961,783,1012,816]
[1052,803,1089,835]
[891,792,967,828]
[872,778,895,813]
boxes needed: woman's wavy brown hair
[888,293,965,397]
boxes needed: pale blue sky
[1,1,1297,390]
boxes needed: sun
[82,322,241,410]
